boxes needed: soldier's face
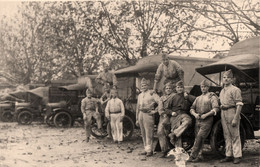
[111,91,117,98]
[222,75,233,85]
[165,86,173,95]
[176,86,184,93]
[141,83,148,92]
[162,57,169,66]
[200,85,209,93]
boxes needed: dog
[167,147,189,167]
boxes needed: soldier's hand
[231,119,237,127]
[184,92,189,99]
[135,121,139,127]
[172,112,177,117]
[194,113,200,119]
[200,114,207,120]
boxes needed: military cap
[161,52,168,59]
[176,81,184,88]
[223,69,233,78]
[200,79,211,87]
[141,78,150,85]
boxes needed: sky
[0,1,20,18]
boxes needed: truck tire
[54,112,72,128]
[210,120,246,156]
[18,110,33,125]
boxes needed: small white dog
[167,147,190,167]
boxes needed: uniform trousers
[83,110,102,138]
[110,113,123,142]
[170,113,192,147]
[138,111,154,153]
[190,117,213,158]
[157,115,170,152]
[221,109,242,158]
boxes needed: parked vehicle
[0,93,23,122]
[44,83,135,140]
[11,88,47,125]
[114,37,259,155]
[195,53,259,155]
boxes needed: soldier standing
[219,70,243,164]
[81,89,102,142]
[153,53,184,93]
[136,78,160,157]
[188,80,219,162]
[157,82,176,158]
[105,89,125,144]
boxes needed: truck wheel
[210,120,246,156]
[105,115,135,141]
[18,110,33,125]
[2,110,13,122]
[54,112,72,128]
[91,118,108,139]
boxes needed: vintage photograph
[0,0,259,167]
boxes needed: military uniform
[154,59,184,93]
[220,84,243,158]
[189,80,219,161]
[137,78,160,155]
[169,92,195,147]
[95,71,118,88]
[157,92,176,153]
[105,96,125,142]
[81,96,102,139]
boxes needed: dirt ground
[0,122,259,167]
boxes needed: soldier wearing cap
[105,88,125,144]
[136,78,160,157]
[95,64,118,89]
[153,53,184,93]
[81,89,102,142]
[168,81,196,148]
[188,79,219,162]
[219,69,243,164]
[157,82,176,158]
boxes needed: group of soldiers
[80,53,243,164]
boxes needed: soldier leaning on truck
[81,89,103,142]
[157,82,176,158]
[168,81,196,148]
[188,79,219,163]
[219,69,243,164]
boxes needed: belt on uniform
[221,105,236,110]
[140,109,152,113]
[110,111,121,114]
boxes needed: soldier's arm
[120,99,125,116]
[105,100,110,118]
[81,99,86,114]
[190,98,200,119]
[136,95,141,122]
[233,88,243,122]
